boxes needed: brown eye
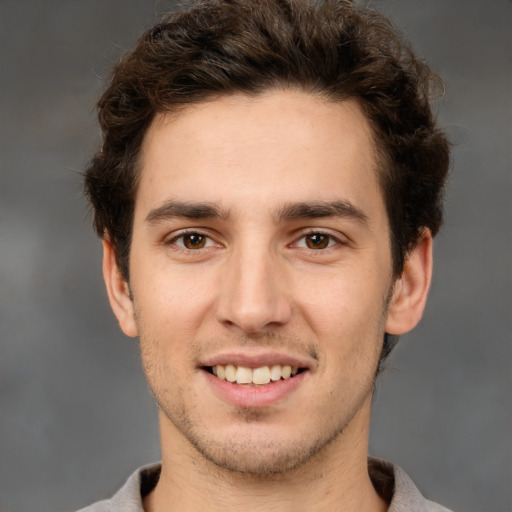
[183,233,206,249]
[305,233,330,249]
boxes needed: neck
[144,400,387,512]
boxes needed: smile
[206,364,303,385]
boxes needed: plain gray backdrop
[1,1,511,511]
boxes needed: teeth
[235,366,252,384]
[210,364,301,385]
[252,366,271,385]
[270,364,282,381]
[225,364,236,383]
[216,364,226,380]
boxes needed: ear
[385,229,433,335]
[102,238,138,338]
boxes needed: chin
[196,441,317,475]
[181,420,345,476]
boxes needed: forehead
[136,90,383,220]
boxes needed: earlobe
[385,229,433,336]
[102,239,139,338]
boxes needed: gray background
[0,1,510,511]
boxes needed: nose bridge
[217,237,291,334]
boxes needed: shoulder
[76,499,110,512]
[424,499,453,512]
[368,457,454,512]
[74,463,161,512]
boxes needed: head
[85,0,450,475]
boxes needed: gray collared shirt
[76,458,453,512]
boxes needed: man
[81,0,451,510]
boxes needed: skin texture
[103,90,432,512]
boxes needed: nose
[216,243,292,335]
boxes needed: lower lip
[202,370,307,408]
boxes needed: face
[105,90,431,475]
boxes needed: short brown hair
[85,0,450,281]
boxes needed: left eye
[174,233,212,250]
[296,233,338,250]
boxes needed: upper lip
[200,351,314,370]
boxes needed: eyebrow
[277,200,369,225]
[145,200,230,224]
[145,199,368,226]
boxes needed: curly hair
[85,0,450,284]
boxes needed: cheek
[293,266,390,374]
[136,305,198,395]
[296,270,388,334]
[131,265,216,376]
[133,261,218,333]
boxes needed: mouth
[204,364,307,386]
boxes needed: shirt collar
[107,458,447,512]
